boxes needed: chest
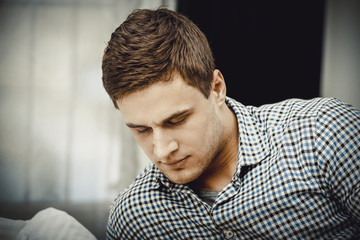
[131,158,349,239]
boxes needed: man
[102,8,360,239]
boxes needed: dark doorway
[177,0,325,106]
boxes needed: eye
[136,127,151,134]
[168,116,187,126]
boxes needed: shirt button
[224,230,234,239]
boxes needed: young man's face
[117,72,226,185]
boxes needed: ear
[211,70,226,103]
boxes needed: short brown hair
[102,8,215,109]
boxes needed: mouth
[162,156,189,168]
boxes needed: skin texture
[117,70,239,190]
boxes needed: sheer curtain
[0,0,176,238]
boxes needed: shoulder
[250,97,359,148]
[109,163,160,214]
[232,97,337,132]
[314,98,360,161]
[313,99,360,207]
[314,98,359,129]
[107,164,161,238]
[227,97,336,125]
[252,97,334,120]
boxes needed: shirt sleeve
[106,218,117,240]
[105,192,139,240]
[106,199,125,240]
[315,98,360,222]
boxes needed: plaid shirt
[107,97,360,239]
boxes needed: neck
[190,106,239,191]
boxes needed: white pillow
[12,208,96,240]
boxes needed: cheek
[132,135,154,159]
[180,119,213,148]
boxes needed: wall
[0,0,176,238]
[321,0,360,108]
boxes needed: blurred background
[0,0,359,239]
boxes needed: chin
[166,171,200,185]
[170,178,192,185]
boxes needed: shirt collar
[144,164,172,190]
[226,97,270,182]
[151,97,270,189]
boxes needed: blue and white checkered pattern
[107,97,360,239]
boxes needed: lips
[162,156,189,167]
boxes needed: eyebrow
[125,109,193,129]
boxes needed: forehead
[117,75,206,125]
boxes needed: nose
[153,129,178,159]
